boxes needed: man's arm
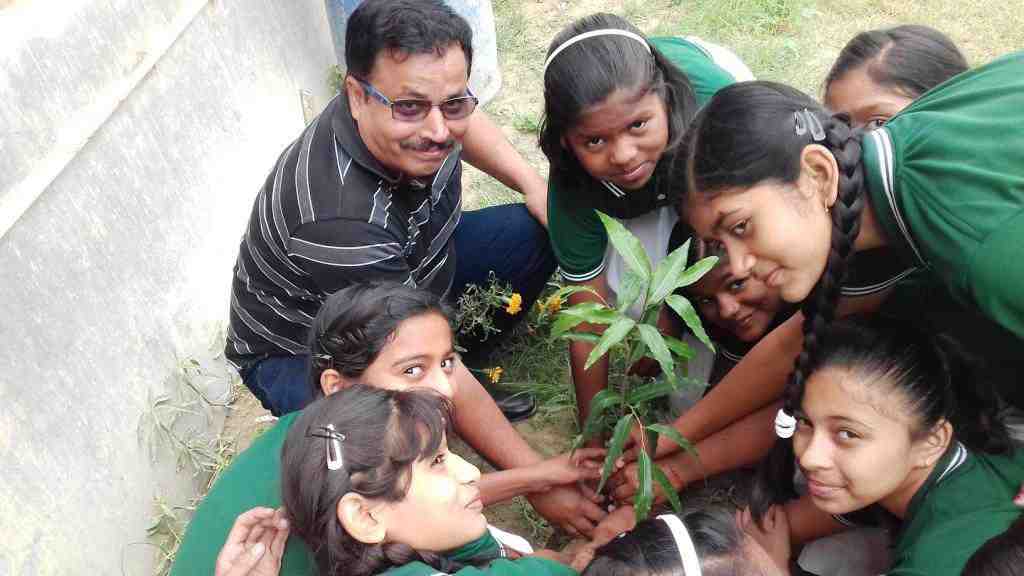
[461,111,548,226]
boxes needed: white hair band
[543,29,651,75]
[658,514,703,576]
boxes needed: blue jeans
[451,203,556,365]
[244,203,555,415]
[241,355,312,417]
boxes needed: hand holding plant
[551,212,718,522]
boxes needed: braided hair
[281,385,480,576]
[307,282,453,397]
[684,81,869,519]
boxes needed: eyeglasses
[356,79,478,122]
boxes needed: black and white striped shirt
[225,95,462,369]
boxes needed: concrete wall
[0,1,336,573]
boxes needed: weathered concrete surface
[0,1,335,573]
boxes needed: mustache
[400,138,456,153]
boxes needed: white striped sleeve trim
[683,36,755,81]
[560,259,606,283]
[840,266,919,297]
[868,130,928,266]
[295,115,323,225]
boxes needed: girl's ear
[320,369,355,397]
[913,419,954,469]
[338,493,388,545]
[798,144,840,210]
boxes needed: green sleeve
[384,558,577,576]
[649,37,739,107]
[967,210,1024,340]
[169,414,315,576]
[548,179,608,282]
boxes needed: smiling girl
[540,13,754,424]
[754,319,1023,575]
[282,385,576,576]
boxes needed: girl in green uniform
[539,13,753,424]
[751,318,1023,575]
[281,385,577,576]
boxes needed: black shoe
[490,388,536,423]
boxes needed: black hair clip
[308,424,346,471]
[794,108,826,142]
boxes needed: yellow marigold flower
[546,295,562,313]
[487,367,503,384]
[505,293,522,315]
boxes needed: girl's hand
[569,505,638,572]
[738,505,791,575]
[533,448,605,491]
[215,507,290,576]
[617,423,683,466]
[607,457,684,505]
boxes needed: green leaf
[634,451,654,522]
[579,389,622,442]
[674,255,720,290]
[598,414,635,493]
[626,339,648,368]
[647,238,692,304]
[584,317,637,370]
[597,211,651,281]
[646,423,699,461]
[626,380,678,404]
[562,333,601,344]
[636,325,675,383]
[663,334,695,361]
[665,294,715,353]
[551,303,618,339]
[616,270,646,314]
[652,464,683,514]
[550,314,588,340]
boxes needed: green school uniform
[548,36,748,284]
[170,413,315,576]
[887,443,1024,575]
[382,531,577,576]
[860,50,1024,342]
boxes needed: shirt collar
[903,441,969,525]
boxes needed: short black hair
[345,0,473,80]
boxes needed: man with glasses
[223,0,602,537]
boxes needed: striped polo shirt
[225,94,462,369]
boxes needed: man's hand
[215,507,290,576]
[527,484,607,537]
